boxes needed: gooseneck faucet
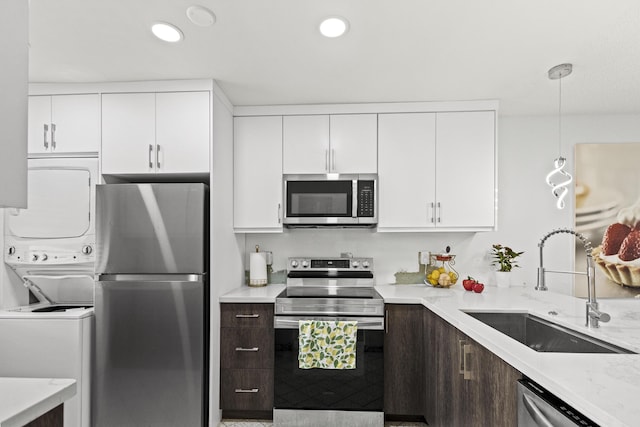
[536,228,611,328]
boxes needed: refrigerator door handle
[97,274,203,282]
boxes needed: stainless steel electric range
[274,256,384,427]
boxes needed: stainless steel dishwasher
[518,378,599,426]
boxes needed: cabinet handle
[156,144,161,169]
[458,339,466,375]
[430,202,435,223]
[437,202,441,223]
[235,347,259,352]
[148,144,154,169]
[325,150,329,171]
[43,124,49,149]
[331,149,336,171]
[234,388,259,393]
[463,343,473,380]
[51,123,56,150]
[385,309,389,334]
[278,203,282,224]
[235,314,260,318]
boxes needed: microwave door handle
[352,180,358,218]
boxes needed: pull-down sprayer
[537,228,610,328]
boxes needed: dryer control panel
[5,244,95,268]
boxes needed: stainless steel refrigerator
[93,183,209,427]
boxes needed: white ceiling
[28,0,640,116]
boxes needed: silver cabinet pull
[384,309,389,334]
[43,124,49,149]
[148,144,153,169]
[458,339,466,375]
[463,343,473,380]
[51,123,56,150]
[235,314,260,318]
[331,149,336,171]
[437,202,441,223]
[325,149,329,171]
[156,144,161,169]
[235,347,259,352]
[430,202,435,223]
[234,388,259,393]
[278,203,282,224]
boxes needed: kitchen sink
[462,311,635,354]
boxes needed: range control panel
[288,257,373,271]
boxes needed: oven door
[283,177,356,225]
[274,316,384,412]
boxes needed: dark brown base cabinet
[384,304,424,417]
[423,307,521,427]
[220,303,274,417]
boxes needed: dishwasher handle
[522,393,554,427]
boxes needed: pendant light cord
[558,75,562,158]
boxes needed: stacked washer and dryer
[1,155,98,427]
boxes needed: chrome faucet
[536,228,611,328]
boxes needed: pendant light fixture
[545,63,573,209]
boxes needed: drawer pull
[235,314,260,318]
[235,388,259,393]
[235,347,259,352]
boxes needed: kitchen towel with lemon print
[298,320,357,369]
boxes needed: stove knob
[362,261,370,269]
[352,260,360,268]
[302,260,309,268]
[7,246,16,256]
[41,254,48,261]
[290,260,299,268]
[82,245,93,255]
[32,254,39,262]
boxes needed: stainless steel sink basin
[463,311,635,354]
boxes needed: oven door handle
[274,317,384,330]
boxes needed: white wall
[209,86,245,424]
[244,113,640,296]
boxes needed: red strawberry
[619,230,640,261]
[602,223,631,256]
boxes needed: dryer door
[6,163,92,239]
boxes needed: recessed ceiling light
[186,5,216,27]
[151,22,183,43]
[319,17,349,38]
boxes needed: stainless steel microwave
[283,174,377,227]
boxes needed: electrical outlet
[419,251,430,265]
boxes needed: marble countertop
[0,377,76,427]
[220,283,640,426]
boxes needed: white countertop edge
[0,378,76,427]
[219,284,286,303]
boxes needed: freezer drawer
[93,277,208,427]
[96,183,207,274]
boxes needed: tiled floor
[218,420,427,427]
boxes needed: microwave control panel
[357,180,375,217]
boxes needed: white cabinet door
[330,114,377,173]
[436,111,496,228]
[378,113,436,230]
[234,116,283,232]
[28,94,100,154]
[27,96,51,154]
[101,93,156,175]
[283,115,329,174]
[156,92,210,174]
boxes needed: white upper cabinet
[101,91,210,175]
[378,113,436,230]
[436,111,495,228]
[28,94,100,154]
[283,114,377,174]
[377,110,496,231]
[234,116,283,232]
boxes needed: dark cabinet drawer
[221,327,274,369]
[220,369,274,411]
[221,303,273,328]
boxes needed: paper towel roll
[249,252,267,287]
